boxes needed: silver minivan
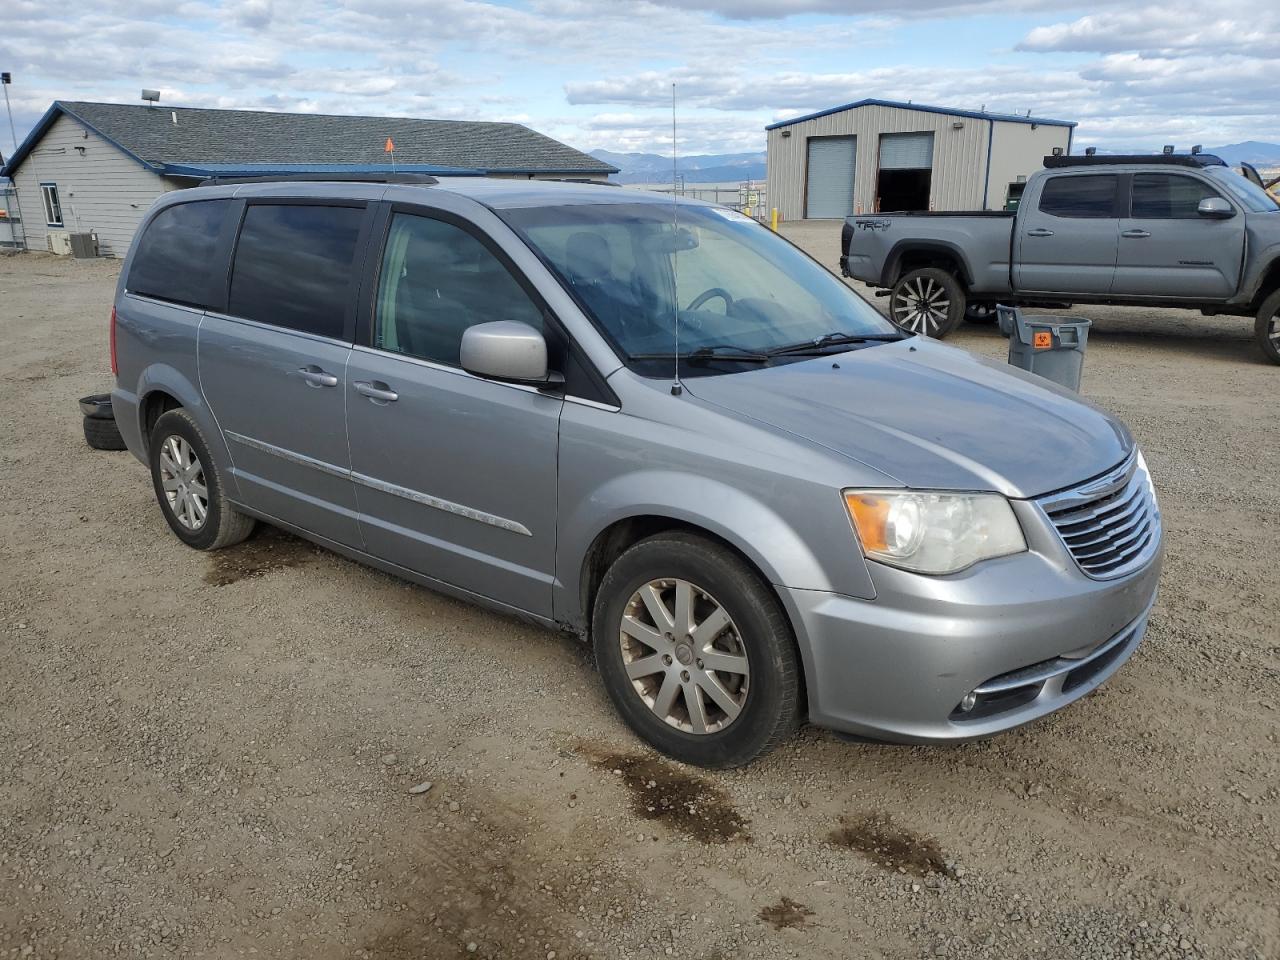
[110,176,1162,767]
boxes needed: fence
[626,180,772,223]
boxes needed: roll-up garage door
[805,136,856,219]
[879,132,934,169]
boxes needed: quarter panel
[112,293,233,474]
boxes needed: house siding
[767,104,1070,221]
[11,114,169,257]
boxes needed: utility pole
[1,72,28,251]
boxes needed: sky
[1,0,1277,161]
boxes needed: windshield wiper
[766,331,904,357]
[630,345,770,364]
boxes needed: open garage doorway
[876,132,934,212]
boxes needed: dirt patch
[578,744,750,844]
[204,526,322,585]
[759,896,815,930]
[829,812,954,878]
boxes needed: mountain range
[590,149,766,184]
[591,141,1280,184]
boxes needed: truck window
[1038,175,1118,219]
[128,200,232,309]
[228,204,365,339]
[1131,175,1219,219]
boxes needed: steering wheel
[687,287,734,312]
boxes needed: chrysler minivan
[109,176,1162,767]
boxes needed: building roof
[0,101,617,179]
[766,98,1077,131]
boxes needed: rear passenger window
[1131,175,1220,219]
[1038,175,1118,219]
[373,213,543,367]
[229,204,365,339]
[128,200,231,308]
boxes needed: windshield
[1207,166,1280,213]
[500,201,896,374]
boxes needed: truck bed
[841,212,1016,292]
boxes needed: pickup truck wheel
[1255,289,1280,365]
[591,532,802,768]
[889,268,966,338]
[965,302,997,324]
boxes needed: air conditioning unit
[69,232,98,258]
[47,232,73,256]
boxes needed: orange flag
[384,137,395,153]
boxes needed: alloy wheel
[618,578,750,735]
[892,276,950,336]
[158,435,209,530]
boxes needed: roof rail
[202,172,440,186]
[1044,154,1227,170]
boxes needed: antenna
[670,82,682,397]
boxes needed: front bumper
[783,503,1163,743]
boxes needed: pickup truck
[840,153,1280,364]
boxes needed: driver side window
[374,213,543,367]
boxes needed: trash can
[996,304,1092,392]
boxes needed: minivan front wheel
[592,533,802,768]
[148,409,256,550]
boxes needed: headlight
[843,490,1027,575]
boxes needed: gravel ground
[1,239,1277,960]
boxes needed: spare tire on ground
[80,393,128,451]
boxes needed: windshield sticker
[707,208,756,224]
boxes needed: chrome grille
[1037,454,1160,579]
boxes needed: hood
[683,338,1131,499]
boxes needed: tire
[148,408,255,550]
[83,415,127,451]
[965,301,997,325]
[591,532,802,768]
[1254,289,1280,365]
[889,267,966,339]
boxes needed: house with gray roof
[0,100,616,257]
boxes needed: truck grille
[1038,454,1160,579]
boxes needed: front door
[1014,173,1120,295]
[198,200,370,547]
[1111,172,1245,299]
[346,207,562,617]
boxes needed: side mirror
[1197,197,1234,219]
[460,320,561,386]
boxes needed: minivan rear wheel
[592,533,802,768]
[889,267,966,338]
[148,408,256,550]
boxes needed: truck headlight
[843,490,1027,575]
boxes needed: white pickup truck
[840,153,1280,364]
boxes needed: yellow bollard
[770,208,779,232]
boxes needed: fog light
[960,691,978,713]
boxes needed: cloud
[1018,6,1279,57]
[1,0,1277,165]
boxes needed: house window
[40,183,63,227]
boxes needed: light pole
[1,72,28,251]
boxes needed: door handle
[1026,228,1055,238]
[299,365,338,388]
[354,380,399,404]
[1121,229,1151,239]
